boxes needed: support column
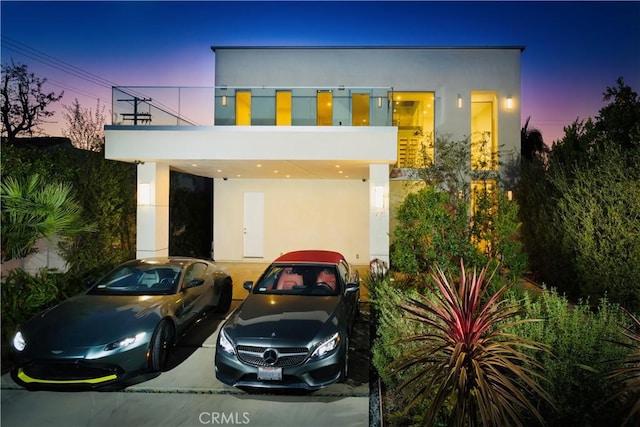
[136,162,170,259]
[369,164,390,266]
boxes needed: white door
[243,192,264,258]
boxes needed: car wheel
[215,280,233,314]
[149,320,173,372]
[340,336,349,382]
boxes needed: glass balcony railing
[111,86,394,127]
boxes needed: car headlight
[104,332,147,351]
[311,332,340,359]
[218,329,235,355]
[13,331,26,352]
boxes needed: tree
[516,78,640,311]
[521,116,548,161]
[62,98,106,151]
[0,174,94,261]
[1,61,63,142]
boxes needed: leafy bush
[516,79,640,312]
[1,268,88,363]
[390,186,526,282]
[2,143,136,272]
[507,288,632,426]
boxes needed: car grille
[236,345,309,367]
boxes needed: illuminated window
[317,91,333,126]
[471,179,497,255]
[471,92,498,170]
[391,92,435,169]
[352,93,370,126]
[276,91,292,126]
[235,91,251,126]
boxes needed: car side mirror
[184,278,205,289]
[346,282,359,293]
[243,281,253,292]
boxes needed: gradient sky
[1,1,639,144]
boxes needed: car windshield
[252,264,340,296]
[87,264,183,296]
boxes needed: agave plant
[605,308,640,426]
[392,261,552,426]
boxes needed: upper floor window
[317,91,333,126]
[471,92,498,170]
[236,90,251,126]
[276,91,292,126]
[391,92,435,168]
[351,93,370,126]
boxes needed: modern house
[104,46,523,272]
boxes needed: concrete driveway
[1,302,371,427]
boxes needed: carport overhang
[104,125,397,263]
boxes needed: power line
[2,36,199,125]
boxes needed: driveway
[1,302,371,427]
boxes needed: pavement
[0,300,372,427]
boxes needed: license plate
[257,366,282,381]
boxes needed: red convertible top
[274,250,346,265]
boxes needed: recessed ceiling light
[217,169,222,173]
[256,164,262,168]
[191,163,198,167]
[273,170,279,174]
[338,170,343,174]
[285,174,291,178]
[335,165,340,168]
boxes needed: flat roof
[211,45,526,52]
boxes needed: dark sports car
[11,257,233,390]
[215,250,360,391]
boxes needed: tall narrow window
[236,90,251,126]
[276,91,292,126]
[352,93,370,126]
[471,92,498,170]
[317,91,333,126]
[391,92,435,168]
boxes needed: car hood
[225,294,342,344]
[20,294,167,352]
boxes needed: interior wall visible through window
[235,90,251,126]
[276,91,292,126]
[351,93,370,126]
[391,91,435,169]
[317,91,333,126]
[470,92,498,170]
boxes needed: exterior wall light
[377,97,383,108]
[221,95,227,107]
[457,94,463,109]
[506,96,513,110]
[374,186,384,210]
[139,183,151,205]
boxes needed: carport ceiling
[166,159,378,180]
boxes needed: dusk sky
[1,1,639,144]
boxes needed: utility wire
[2,36,199,125]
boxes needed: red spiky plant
[392,261,552,426]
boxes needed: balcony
[111,86,394,127]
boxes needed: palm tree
[1,174,94,261]
[521,116,547,161]
[392,261,552,426]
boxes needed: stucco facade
[105,46,523,269]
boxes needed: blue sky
[2,1,639,143]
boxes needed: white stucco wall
[212,178,369,264]
[212,47,522,155]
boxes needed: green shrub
[1,268,88,364]
[507,288,632,426]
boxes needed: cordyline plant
[605,308,640,426]
[392,261,552,426]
